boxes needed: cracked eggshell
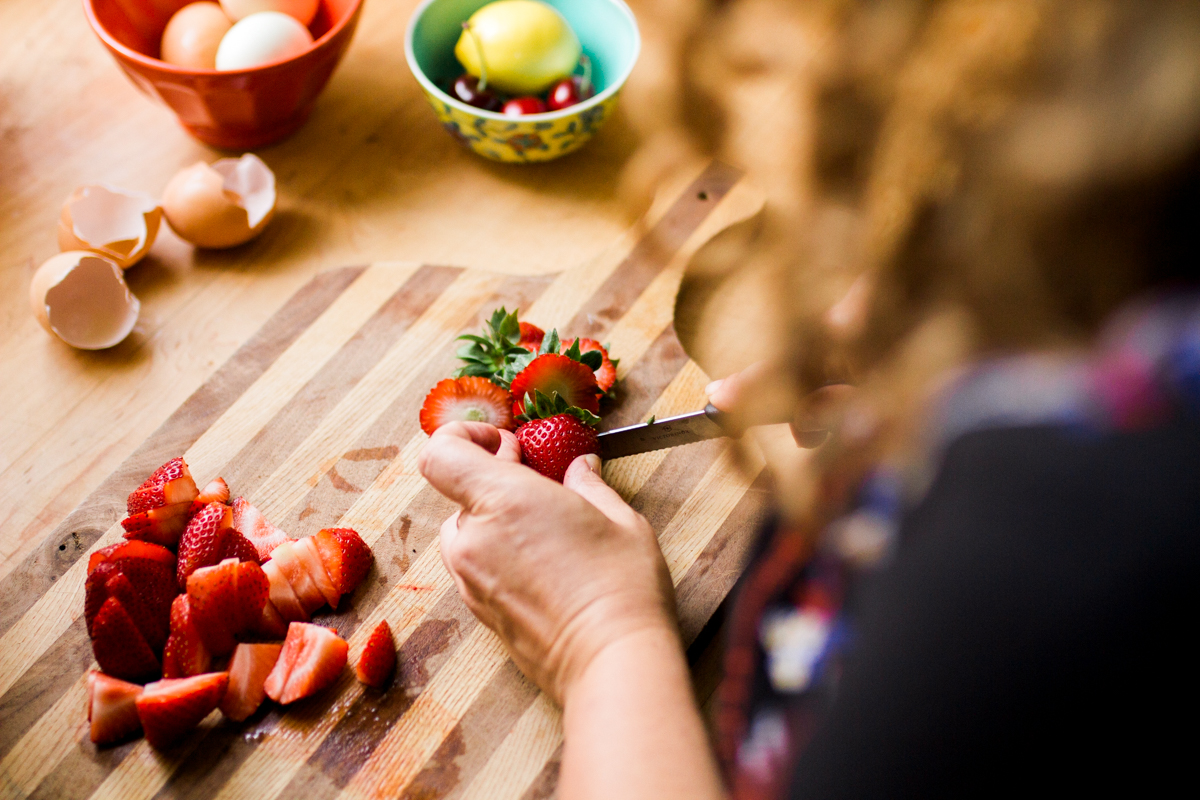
[30,251,141,350]
[162,153,276,249]
[57,185,163,269]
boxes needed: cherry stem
[462,22,489,92]
[579,54,593,97]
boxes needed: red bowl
[84,0,364,149]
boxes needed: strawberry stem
[579,54,592,97]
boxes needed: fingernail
[583,454,602,474]
[705,379,724,396]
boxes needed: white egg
[220,0,319,26]
[215,11,313,71]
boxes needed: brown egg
[58,185,162,269]
[161,153,277,248]
[30,252,140,350]
[161,2,234,69]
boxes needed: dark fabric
[788,419,1200,798]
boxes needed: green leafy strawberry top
[455,310,604,388]
[515,389,602,426]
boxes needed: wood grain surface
[0,164,772,800]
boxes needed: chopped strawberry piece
[136,672,228,749]
[516,413,601,483]
[218,528,261,565]
[84,554,178,651]
[518,321,545,351]
[419,377,515,435]
[86,671,143,745]
[510,354,601,416]
[91,596,161,682]
[186,558,269,656]
[252,598,290,639]
[87,540,175,575]
[231,497,290,562]
[263,622,348,705]
[197,477,230,505]
[88,560,177,652]
[176,502,235,588]
[561,338,617,392]
[162,595,212,679]
[221,643,283,722]
[312,528,373,596]
[127,458,199,515]
[293,536,340,609]
[120,501,195,548]
[355,620,396,689]
[262,558,308,622]
[268,540,327,615]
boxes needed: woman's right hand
[706,360,856,448]
[417,422,678,705]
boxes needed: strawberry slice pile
[419,308,620,482]
[83,457,396,749]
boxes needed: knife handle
[704,403,742,437]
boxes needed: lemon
[455,0,581,96]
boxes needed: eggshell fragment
[161,2,234,69]
[215,12,313,71]
[162,153,277,248]
[58,185,163,269]
[30,252,140,350]
[220,0,318,26]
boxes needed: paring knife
[598,404,737,460]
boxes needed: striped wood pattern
[0,163,770,800]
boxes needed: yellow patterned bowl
[405,0,639,163]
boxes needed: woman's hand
[417,421,677,704]
[707,360,856,448]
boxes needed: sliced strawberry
[91,596,161,682]
[561,338,617,393]
[355,620,396,689]
[292,536,340,609]
[510,354,601,416]
[87,540,175,575]
[176,502,234,589]
[128,458,199,515]
[312,528,373,597]
[186,558,269,656]
[197,477,230,505]
[120,502,195,548]
[518,321,545,352]
[263,622,348,705]
[87,671,143,745]
[162,595,212,679]
[419,377,515,435]
[96,561,176,652]
[252,598,290,639]
[136,672,228,749]
[516,413,601,483]
[218,528,261,565]
[268,540,327,615]
[262,558,308,622]
[230,497,290,562]
[220,643,283,722]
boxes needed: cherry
[452,74,502,111]
[502,96,548,116]
[547,78,579,111]
[547,55,595,111]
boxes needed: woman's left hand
[417,421,678,704]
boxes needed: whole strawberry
[515,391,601,483]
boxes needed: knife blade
[598,404,735,460]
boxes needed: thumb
[563,454,644,529]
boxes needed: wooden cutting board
[0,163,770,800]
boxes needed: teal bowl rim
[404,0,640,123]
